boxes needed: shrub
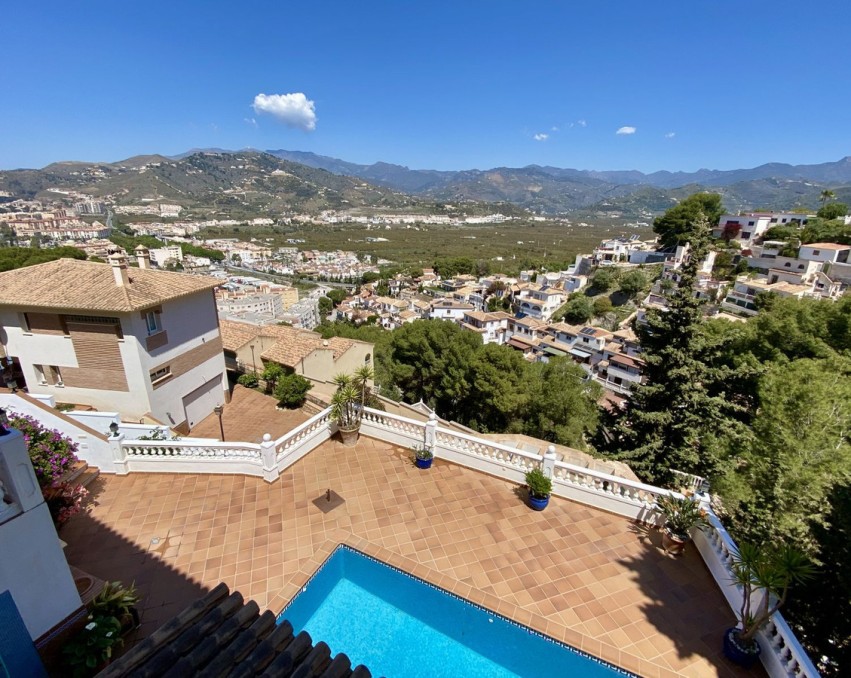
[274,374,312,408]
[237,372,258,388]
[9,411,79,488]
[62,614,123,677]
[592,296,613,316]
[525,467,552,499]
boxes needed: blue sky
[1,1,849,172]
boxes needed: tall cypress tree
[608,215,746,485]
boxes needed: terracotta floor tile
[60,435,759,677]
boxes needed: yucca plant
[90,581,140,620]
[330,366,376,432]
[730,542,815,648]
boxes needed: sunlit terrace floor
[61,436,755,677]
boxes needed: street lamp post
[214,405,225,442]
[250,344,257,374]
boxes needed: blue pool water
[278,546,630,678]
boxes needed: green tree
[318,296,333,316]
[716,357,851,552]
[653,192,724,247]
[592,296,613,316]
[0,246,87,272]
[261,363,286,392]
[524,358,602,449]
[464,344,530,432]
[618,270,647,298]
[590,267,619,292]
[819,189,836,208]
[273,373,312,408]
[558,296,593,324]
[607,218,746,483]
[383,320,480,419]
[326,288,347,306]
[817,202,848,220]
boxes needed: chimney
[135,245,151,270]
[108,252,130,287]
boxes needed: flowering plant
[8,411,79,488]
[48,483,90,526]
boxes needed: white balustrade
[274,409,333,468]
[693,515,820,678]
[360,408,426,448]
[120,438,265,477]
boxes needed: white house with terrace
[0,250,228,432]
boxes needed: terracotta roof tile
[0,258,220,313]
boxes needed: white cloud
[616,126,636,135]
[533,133,549,141]
[577,119,587,127]
[244,117,258,128]
[252,92,317,131]
[664,131,676,138]
[551,126,560,132]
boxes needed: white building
[0,253,228,431]
[149,245,183,266]
[428,298,475,322]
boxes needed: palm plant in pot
[655,492,710,555]
[330,366,375,447]
[525,467,552,511]
[724,542,815,668]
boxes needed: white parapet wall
[0,393,115,472]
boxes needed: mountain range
[2,149,850,218]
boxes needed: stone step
[43,461,100,499]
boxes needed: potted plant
[62,614,123,676]
[413,445,433,470]
[525,467,552,511]
[723,542,814,668]
[655,492,710,555]
[330,366,374,447]
[90,581,141,635]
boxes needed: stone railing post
[109,432,128,475]
[424,413,437,455]
[0,429,41,513]
[261,433,279,483]
[542,444,557,478]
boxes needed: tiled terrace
[61,436,753,677]
[188,385,309,441]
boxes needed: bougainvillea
[9,411,79,487]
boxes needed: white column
[542,444,557,478]
[109,432,129,475]
[0,429,42,513]
[424,413,437,455]
[261,433,278,483]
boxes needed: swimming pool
[278,545,632,677]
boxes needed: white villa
[0,252,228,431]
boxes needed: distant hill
[3,150,850,218]
[264,150,851,215]
[0,151,451,216]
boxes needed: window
[812,250,820,256]
[364,353,371,363]
[35,364,62,386]
[149,366,171,384]
[144,309,163,335]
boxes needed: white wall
[0,431,82,640]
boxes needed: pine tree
[608,216,746,485]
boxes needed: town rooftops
[801,242,850,250]
[100,582,372,678]
[219,319,358,369]
[0,258,220,313]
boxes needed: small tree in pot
[724,542,815,668]
[525,467,552,511]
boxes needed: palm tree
[820,189,836,208]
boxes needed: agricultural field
[203,218,653,272]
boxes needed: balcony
[52,406,813,677]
